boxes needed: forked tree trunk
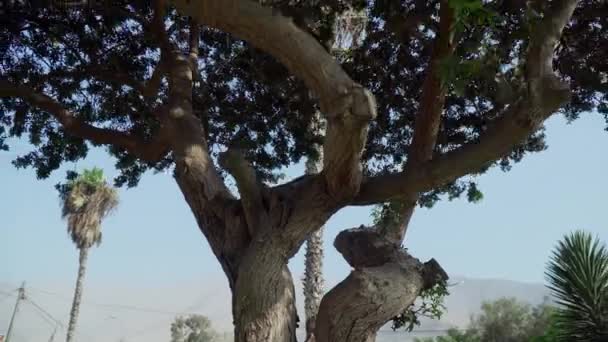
[160,21,431,341]
[66,247,89,342]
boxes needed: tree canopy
[1,0,605,198]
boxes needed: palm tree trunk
[66,247,89,342]
[303,135,324,342]
[303,227,324,341]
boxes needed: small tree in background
[414,297,556,342]
[59,167,119,342]
[170,315,218,342]
[414,328,480,342]
[546,230,608,341]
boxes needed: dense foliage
[414,297,557,342]
[1,0,606,205]
[170,314,219,342]
[60,167,118,249]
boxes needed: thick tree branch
[188,18,201,81]
[38,62,166,100]
[407,2,455,167]
[322,85,377,201]
[0,81,170,162]
[172,0,355,113]
[352,0,577,206]
[380,1,456,243]
[88,65,165,98]
[172,0,377,202]
[219,148,266,234]
[152,0,173,54]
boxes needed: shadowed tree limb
[0,80,170,162]
[380,0,456,244]
[219,148,266,235]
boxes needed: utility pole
[48,327,57,342]
[5,282,25,342]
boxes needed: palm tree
[545,230,608,341]
[302,111,325,342]
[300,11,367,335]
[60,168,118,342]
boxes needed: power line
[0,288,16,297]
[27,302,59,329]
[28,286,206,316]
[5,282,26,342]
[26,297,66,329]
[0,292,15,304]
[123,292,214,340]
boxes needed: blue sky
[1,111,607,339]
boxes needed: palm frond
[545,230,608,341]
[60,168,119,249]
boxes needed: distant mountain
[437,276,549,327]
[0,276,549,342]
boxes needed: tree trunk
[162,49,300,342]
[314,261,423,342]
[314,228,448,342]
[66,247,89,342]
[233,241,298,342]
[303,227,324,341]
[303,138,325,342]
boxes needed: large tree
[0,0,606,341]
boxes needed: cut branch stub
[334,226,400,268]
[218,148,266,235]
[421,258,449,290]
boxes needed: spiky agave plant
[60,167,118,342]
[545,230,608,341]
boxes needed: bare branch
[219,148,266,234]
[0,80,170,162]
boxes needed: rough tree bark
[66,248,89,342]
